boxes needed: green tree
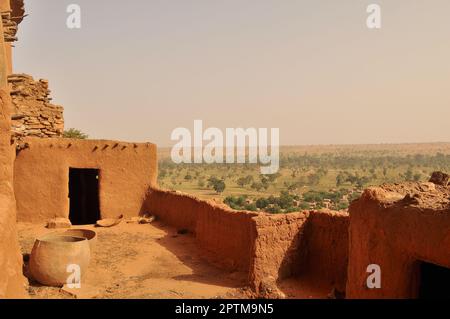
[237,175,254,187]
[213,180,226,193]
[63,128,88,139]
[255,197,269,209]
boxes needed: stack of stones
[8,74,64,139]
[1,10,18,42]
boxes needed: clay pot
[58,229,97,250]
[29,235,91,287]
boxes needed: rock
[96,214,123,227]
[139,215,155,224]
[125,215,155,224]
[400,193,421,205]
[46,217,71,229]
[9,73,64,140]
[419,182,436,192]
[126,217,140,224]
[429,171,449,186]
[257,276,286,299]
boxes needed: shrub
[63,128,88,139]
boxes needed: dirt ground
[277,277,334,299]
[17,221,250,299]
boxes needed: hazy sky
[13,0,450,146]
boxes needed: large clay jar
[57,229,97,251]
[29,235,91,287]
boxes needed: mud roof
[364,181,450,211]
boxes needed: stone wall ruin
[9,74,64,139]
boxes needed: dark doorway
[418,261,450,299]
[69,168,100,225]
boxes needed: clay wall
[0,0,26,297]
[250,211,349,292]
[14,137,157,223]
[144,188,350,291]
[144,188,258,272]
[347,184,450,298]
[298,211,349,292]
[0,89,26,298]
[250,212,309,289]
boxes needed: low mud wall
[145,188,350,292]
[250,211,349,292]
[144,188,258,272]
[250,212,309,290]
[299,211,349,292]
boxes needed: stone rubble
[1,10,18,42]
[46,218,72,229]
[8,74,64,139]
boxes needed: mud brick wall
[14,138,158,222]
[144,188,259,272]
[145,189,350,291]
[0,0,26,297]
[8,74,64,138]
[0,88,26,298]
[250,211,349,292]
[347,183,450,299]
[298,211,349,292]
[249,212,309,290]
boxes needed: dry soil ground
[17,221,250,299]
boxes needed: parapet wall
[250,212,309,289]
[144,188,350,292]
[144,188,258,272]
[250,210,349,292]
[9,74,64,139]
[298,211,349,292]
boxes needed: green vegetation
[157,147,450,213]
[63,128,88,139]
[207,176,226,194]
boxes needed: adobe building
[14,138,157,224]
[0,0,157,298]
[0,0,449,299]
[347,182,450,298]
[0,0,158,227]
